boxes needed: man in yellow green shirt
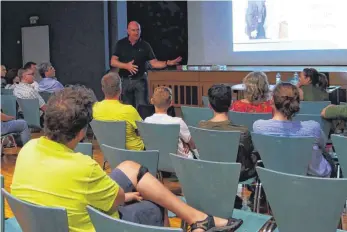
[11,85,242,232]
[93,72,144,150]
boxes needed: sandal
[190,215,243,232]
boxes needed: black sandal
[190,215,243,232]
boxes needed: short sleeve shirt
[113,37,156,77]
[11,137,120,232]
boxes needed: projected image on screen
[233,0,347,52]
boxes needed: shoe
[190,215,243,232]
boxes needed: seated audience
[14,68,47,113]
[199,84,257,181]
[231,71,272,113]
[11,86,242,232]
[298,68,329,101]
[1,112,30,146]
[4,68,20,89]
[321,104,347,119]
[38,62,63,93]
[93,72,144,150]
[253,82,332,177]
[144,86,198,159]
[1,65,7,88]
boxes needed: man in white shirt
[144,86,198,158]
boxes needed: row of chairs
[2,151,347,232]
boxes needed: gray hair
[243,71,270,103]
[37,62,52,78]
[17,68,29,80]
[101,72,122,97]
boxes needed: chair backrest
[202,96,209,107]
[228,111,272,132]
[331,134,347,176]
[257,167,347,232]
[87,206,182,232]
[180,106,213,127]
[170,154,240,218]
[1,95,17,117]
[1,175,4,232]
[16,98,41,128]
[293,114,331,138]
[2,189,69,232]
[252,133,314,175]
[136,122,180,173]
[299,101,331,115]
[90,120,126,149]
[1,89,14,95]
[75,142,93,157]
[101,145,159,176]
[189,126,240,162]
[39,92,52,103]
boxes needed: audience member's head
[18,68,34,84]
[151,86,172,110]
[23,61,37,71]
[5,68,19,85]
[299,68,319,87]
[1,65,7,78]
[101,72,122,99]
[38,62,55,78]
[208,84,232,113]
[243,71,269,103]
[44,86,95,146]
[318,73,328,91]
[272,82,300,120]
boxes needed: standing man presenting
[110,21,182,108]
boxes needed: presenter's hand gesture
[167,56,182,66]
[125,60,138,75]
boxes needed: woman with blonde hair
[231,71,272,113]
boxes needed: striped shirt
[14,83,45,108]
[253,119,331,177]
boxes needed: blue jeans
[1,119,31,145]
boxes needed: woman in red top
[231,71,272,113]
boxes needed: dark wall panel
[1,1,106,99]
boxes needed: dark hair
[23,61,37,69]
[302,68,319,86]
[273,82,300,120]
[318,73,328,91]
[208,84,232,113]
[5,68,19,84]
[44,85,96,144]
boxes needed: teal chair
[331,134,347,176]
[2,189,68,232]
[87,206,182,232]
[90,120,126,149]
[136,122,179,174]
[75,143,93,158]
[257,167,347,232]
[293,114,331,138]
[189,126,240,162]
[299,101,331,115]
[1,95,17,118]
[1,175,21,232]
[252,133,314,175]
[16,98,41,129]
[228,111,272,132]
[202,96,209,107]
[180,106,213,127]
[1,89,13,95]
[39,92,52,103]
[100,145,159,177]
[169,154,272,231]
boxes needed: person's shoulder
[252,119,270,131]
[140,39,152,48]
[117,37,129,44]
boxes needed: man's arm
[322,105,347,119]
[149,57,182,69]
[110,56,138,75]
[1,112,15,122]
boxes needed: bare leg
[116,161,229,230]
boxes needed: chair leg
[180,220,188,232]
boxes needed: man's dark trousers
[121,73,149,108]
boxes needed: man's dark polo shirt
[113,37,156,78]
